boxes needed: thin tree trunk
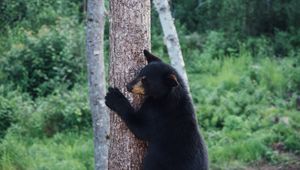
[86,0,109,169]
[108,0,151,169]
[153,0,190,92]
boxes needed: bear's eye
[141,76,147,84]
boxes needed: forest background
[0,0,299,169]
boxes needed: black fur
[105,50,209,170]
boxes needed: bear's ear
[143,50,162,63]
[166,74,179,87]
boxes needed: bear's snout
[126,78,145,95]
[126,83,133,92]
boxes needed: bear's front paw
[105,87,131,114]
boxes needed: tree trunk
[108,0,151,169]
[153,0,190,92]
[86,0,109,169]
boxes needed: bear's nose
[126,84,133,92]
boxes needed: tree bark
[86,0,109,169]
[153,0,190,92]
[108,0,151,169]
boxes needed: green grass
[0,131,94,170]
[187,51,300,169]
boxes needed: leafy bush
[0,96,15,139]
[201,31,227,59]
[37,84,91,137]
[0,99,15,139]
[172,0,300,37]
[0,86,33,139]
[1,19,85,97]
[0,84,90,139]
[13,84,91,137]
[0,0,84,32]
[244,37,274,58]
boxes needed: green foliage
[0,0,84,32]
[0,0,299,169]
[0,1,92,168]
[0,132,94,170]
[0,99,14,139]
[201,31,227,59]
[0,0,86,97]
[187,50,300,168]
[37,85,91,137]
[1,19,85,97]
[11,84,92,137]
[171,0,300,58]
[0,86,32,139]
[172,0,300,36]
[0,98,15,139]
[0,84,90,139]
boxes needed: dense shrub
[0,86,32,139]
[1,19,85,97]
[13,84,91,137]
[0,84,90,139]
[0,98,15,139]
[37,85,91,137]
[0,97,15,138]
[172,0,300,36]
[0,0,84,32]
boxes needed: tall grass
[0,132,94,170]
[186,48,300,168]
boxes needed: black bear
[105,50,208,170]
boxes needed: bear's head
[126,50,180,98]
